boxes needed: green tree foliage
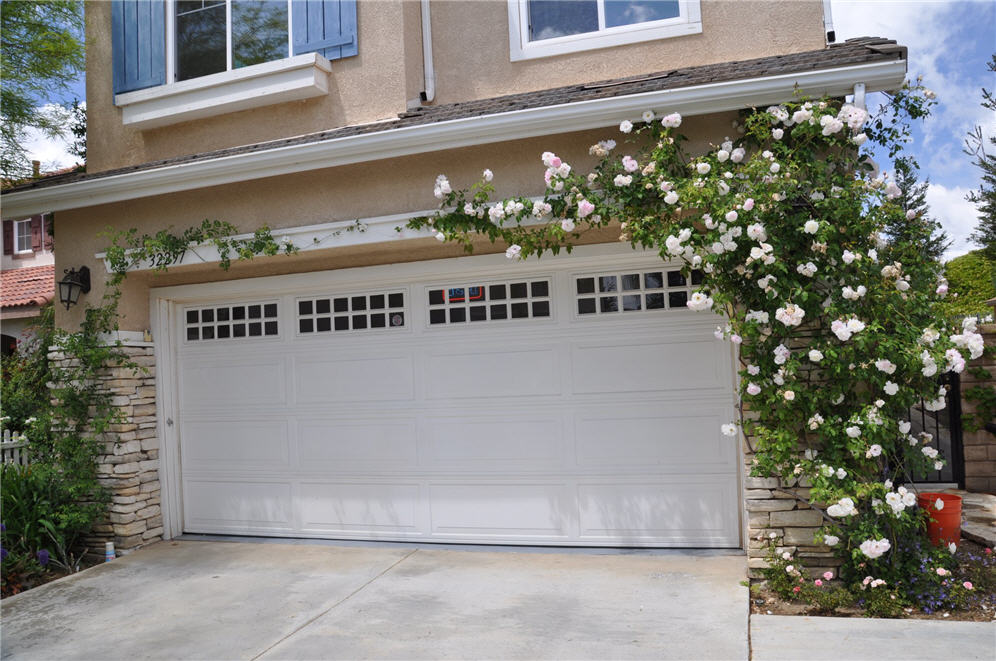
[68,99,85,165]
[0,0,84,179]
[884,156,949,262]
[939,250,996,318]
[966,55,996,259]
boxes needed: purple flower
[1,522,6,531]
[36,549,49,566]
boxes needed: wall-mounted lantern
[58,266,91,310]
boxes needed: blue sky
[24,1,995,259]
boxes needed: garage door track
[0,540,747,660]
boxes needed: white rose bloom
[846,426,862,438]
[747,364,760,376]
[613,174,633,187]
[725,210,738,223]
[875,359,897,375]
[482,169,494,182]
[772,128,784,140]
[619,120,633,133]
[808,414,824,430]
[808,349,824,362]
[803,219,820,234]
[664,191,680,205]
[934,460,944,470]
[852,133,868,145]
[784,390,795,401]
[661,112,682,128]
[859,538,891,559]
[717,149,730,162]
[935,497,944,510]
[866,444,883,458]
[898,420,911,434]
[435,232,446,241]
[696,162,711,175]
[642,110,655,123]
[883,381,899,396]
[835,467,847,479]
[824,535,840,546]
[721,423,737,437]
[922,446,939,459]
[561,219,576,232]
[687,292,714,311]
[746,383,761,396]
[731,148,746,163]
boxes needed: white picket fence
[1,429,31,465]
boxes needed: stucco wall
[85,0,824,172]
[55,112,735,331]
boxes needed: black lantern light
[58,266,91,310]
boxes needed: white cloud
[18,103,80,173]
[926,182,981,261]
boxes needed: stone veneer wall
[962,324,996,494]
[49,343,163,557]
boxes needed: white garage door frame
[151,242,743,546]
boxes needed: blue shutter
[292,0,357,61]
[112,0,166,95]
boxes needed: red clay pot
[917,492,962,546]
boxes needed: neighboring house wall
[84,0,826,173]
[2,214,54,270]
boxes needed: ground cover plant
[407,82,989,615]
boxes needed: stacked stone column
[962,324,996,494]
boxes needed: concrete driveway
[0,540,747,660]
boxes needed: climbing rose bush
[408,83,985,584]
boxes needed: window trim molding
[507,0,702,61]
[114,52,331,129]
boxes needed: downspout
[420,0,436,103]
[823,0,836,43]
[853,82,866,110]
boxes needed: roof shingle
[1,264,55,309]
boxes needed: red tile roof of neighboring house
[1,264,55,309]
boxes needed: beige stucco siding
[85,0,823,173]
[56,112,733,331]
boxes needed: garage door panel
[295,354,415,403]
[181,358,286,408]
[184,480,293,531]
[297,418,418,467]
[421,415,563,468]
[299,482,420,534]
[429,483,572,538]
[181,420,289,468]
[424,346,560,399]
[574,404,736,471]
[571,338,729,395]
[578,479,738,544]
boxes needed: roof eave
[1,58,906,220]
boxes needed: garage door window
[185,302,279,340]
[427,279,551,325]
[297,291,406,334]
[575,269,702,315]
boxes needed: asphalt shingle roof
[3,37,904,195]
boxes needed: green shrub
[939,250,996,318]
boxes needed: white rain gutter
[1,58,906,220]
[420,0,436,103]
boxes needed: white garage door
[171,248,740,547]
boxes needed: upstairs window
[508,0,701,61]
[14,220,32,253]
[174,1,290,81]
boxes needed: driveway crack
[250,548,419,660]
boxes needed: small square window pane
[450,308,466,323]
[644,272,663,289]
[669,291,688,308]
[351,296,366,311]
[599,276,617,292]
[621,274,641,291]
[511,302,529,318]
[578,298,596,315]
[468,286,486,302]
[264,321,278,335]
[315,299,331,314]
[622,295,642,311]
[646,293,665,309]
[317,317,331,332]
[470,306,487,322]
[510,282,528,299]
[430,309,447,324]
[491,304,508,320]
[489,284,507,300]
[532,301,550,317]
[186,310,199,324]
[667,271,686,287]
[334,316,350,331]
[232,307,246,320]
[299,319,314,333]
[216,307,230,322]
[233,324,246,337]
[448,287,465,303]
[249,322,262,336]
[531,281,549,297]
[388,293,404,308]
[370,313,385,328]
[691,269,704,285]
[600,296,619,313]
[576,278,595,294]
[201,326,214,340]
[298,300,313,316]
[352,315,367,330]
[429,290,445,305]
[264,303,278,318]
[334,298,349,313]
[217,325,230,339]
[187,327,199,341]
[390,312,405,327]
[369,294,385,309]
[201,309,214,323]
[248,305,262,319]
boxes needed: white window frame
[507,0,702,61]
[166,0,294,85]
[14,219,33,254]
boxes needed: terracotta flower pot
[917,492,962,547]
